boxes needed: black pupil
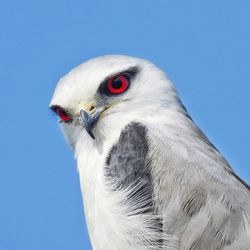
[112,78,123,89]
[57,108,69,118]
[61,110,67,116]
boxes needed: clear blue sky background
[0,1,249,249]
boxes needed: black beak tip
[84,124,95,140]
[88,130,95,140]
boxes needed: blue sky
[0,1,249,249]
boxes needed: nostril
[89,105,95,112]
[89,105,96,115]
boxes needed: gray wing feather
[148,122,250,250]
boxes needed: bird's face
[50,55,177,149]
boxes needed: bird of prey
[50,55,250,250]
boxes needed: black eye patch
[99,66,139,96]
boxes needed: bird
[50,55,250,250]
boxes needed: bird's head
[50,55,181,149]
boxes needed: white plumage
[50,55,250,250]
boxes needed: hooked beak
[79,107,104,139]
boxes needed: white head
[50,55,184,151]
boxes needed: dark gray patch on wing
[105,122,163,246]
[105,122,152,192]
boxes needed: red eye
[107,74,129,95]
[55,107,72,122]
